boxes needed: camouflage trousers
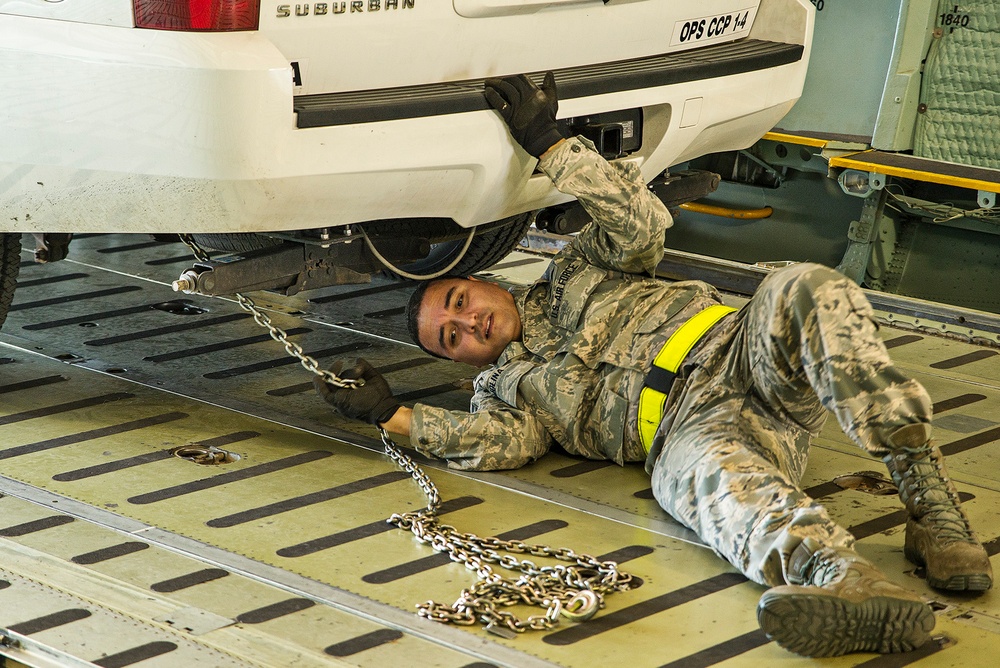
[649,263,932,586]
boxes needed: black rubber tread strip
[15,272,89,288]
[362,306,405,319]
[236,598,316,624]
[362,519,569,584]
[394,383,468,402]
[550,460,616,478]
[940,427,1000,457]
[85,313,250,347]
[308,281,415,304]
[144,327,311,363]
[658,629,770,668]
[883,334,923,349]
[0,392,134,426]
[72,541,151,565]
[55,451,172,482]
[203,341,371,379]
[804,480,843,499]
[277,496,483,557]
[93,642,179,668]
[324,629,404,657]
[207,471,411,528]
[128,451,334,504]
[3,411,185,462]
[929,350,998,369]
[266,357,436,396]
[53,428,254,482]
[0,374,67,394]
[23,303,157,330]
[544,572,748,645]
[598,545,655,564]
[0,514,74,537]
[96,240,170,254]
[932,393,987,413]
[150,568,230,593]
[10,285,142,311]
[8,609,92,635]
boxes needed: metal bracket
[977,190,997,209]
[837,188,892,284]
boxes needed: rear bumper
[294,40,802,128]
[0,16,809,234]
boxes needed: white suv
[0,0,814,325]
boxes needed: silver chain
[178,235,362,389]
[179,234,633,635]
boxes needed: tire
[373,213,534,279]
[192,213,533,279]
[189,233,282,254]
[0,233,22,331]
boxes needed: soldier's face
[417,277,522,367]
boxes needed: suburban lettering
[276,0,412,16]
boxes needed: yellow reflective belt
[638,304,737,453]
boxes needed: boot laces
[900,447,976,544]
[800,549,845,588]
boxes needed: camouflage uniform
[409,136,932,586]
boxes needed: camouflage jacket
[410,137,724,470]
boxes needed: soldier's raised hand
[484,72,565,158]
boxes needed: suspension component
[172,237,429,297]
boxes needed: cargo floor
[0,234,997,667]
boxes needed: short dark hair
[406,279,448,359]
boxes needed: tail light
[133,1,260,31]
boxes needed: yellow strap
[638,304,737,453]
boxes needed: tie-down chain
[177,234,634,636]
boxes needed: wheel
[192,212,533,280]
[0,233,22,331]
[371,213,533,279]
[189,233,282,254]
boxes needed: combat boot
[882,423,993,592]
[757,539,934,657]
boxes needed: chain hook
[560,590,600,622]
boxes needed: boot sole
[757,590,935,657]
[904,545,994,592]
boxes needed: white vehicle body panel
[0,0,814,234]
[0,0,133,26]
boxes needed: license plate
[670,6,757,47]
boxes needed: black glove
[314,358,400,425]
[484,72,565,158]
